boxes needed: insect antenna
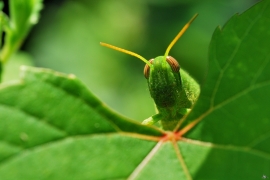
[164,13,198,58]
[100,42,152,67]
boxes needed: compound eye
[166,56,180,72]
[143,59,154,79]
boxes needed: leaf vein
[210,10,265,107]
[127,141,163,180]
[0,103,68,137]
[247,130,270,148]
[250,53,270,85]
[181,138,270,159]
[172,140,192,180]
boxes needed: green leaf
[0,134,158,180]
[0,3,8,79]
[180,0,270,178]
[1,0,270,179]
[0,66,163,179]
[9,0,42,32]
[0,0,43,63]
[185,0,270,145]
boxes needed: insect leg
[142,114,162,125]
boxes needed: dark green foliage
[0,0,269,179]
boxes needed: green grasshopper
[101,14,200,131]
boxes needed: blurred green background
[3,0,258,121]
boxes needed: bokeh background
[3,0,258,121]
